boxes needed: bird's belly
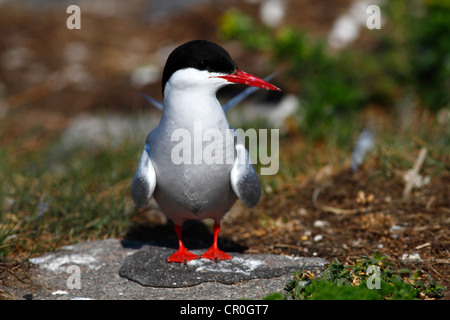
[150,117,237,224]
[153,161,237,225]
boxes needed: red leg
[167,224,198,263]
[201,222,232,261]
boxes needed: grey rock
[17,239,327,300]
[119,245,326,288]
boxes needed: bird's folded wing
[131,141,156,208]
[230,137,261,208]
[141,94,163,111]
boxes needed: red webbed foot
[200,222,232,262]
[167,224,198,263]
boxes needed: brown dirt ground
[0,1,448,299]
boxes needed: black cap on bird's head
[161,40,280,97]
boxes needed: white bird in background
[131,40,280,263]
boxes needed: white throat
[161,68,231,128]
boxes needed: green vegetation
[0,135,140,261]
[219,0,450,140]
[265,253,446,300]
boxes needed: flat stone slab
[8,239,327,300]
[119,245,326,288]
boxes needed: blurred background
[0,0,448,299]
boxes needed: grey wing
[130,140,156,209]
[230,135,261,208]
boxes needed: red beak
[217,69,281,91]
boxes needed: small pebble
[313,234,323,242]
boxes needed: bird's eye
[197,61,207,70]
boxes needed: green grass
[0,222,17,262]
[265,253,446,300]
[0,134,141,260]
